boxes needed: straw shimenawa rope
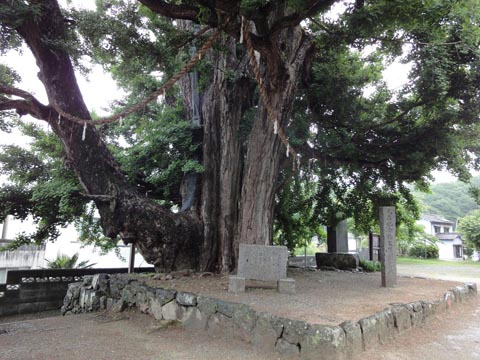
[53,26,222,126]
[52,15,299,167]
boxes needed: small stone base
[228,276,246,293]
[277,278,296,294]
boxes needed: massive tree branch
[0,0,203,271]
[0,84,36,99]
[0,99,47,119]
[138,0,337,89]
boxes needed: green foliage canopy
[414,176,480,222]
[0,0,480,251]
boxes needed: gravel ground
[139,268,463,325]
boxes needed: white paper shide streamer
[240,16,245,44]
[82,122,87,141]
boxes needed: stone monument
[327,219,349,253]
[229,244,295,294]
[379,206,397,287]
[335,219,349,253]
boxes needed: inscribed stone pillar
[335,220,349,253]
[379,207,397,287]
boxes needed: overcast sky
[0,1,467,184]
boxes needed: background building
[418,214,464,260]
[0,215,152,283]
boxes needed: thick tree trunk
[237,27,312,251]
[179,27,252,272]
[187,25,313,271]
[327,227,337,253]
[200,38,253,272]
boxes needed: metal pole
[1,216,9,240]
[128,243,135,273]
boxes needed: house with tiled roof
[417,214,464,260]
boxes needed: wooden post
[369,231,373,261]
[128,243,135,274]
[304,239,307,269]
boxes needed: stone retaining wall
[0,268,153,317]
[62,274,477,360]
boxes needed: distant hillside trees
[414,177,480,222]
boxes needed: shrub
[464,246,474,257]
[359,259,381,272]
[409,243,439,259]
[45,252,96,269]
[293,241,320,256]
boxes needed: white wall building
[417,214,463,260]
[0,215,152,283]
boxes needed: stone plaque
[237,244,288,282]
[379,206,397,287]
[335,220,349,253]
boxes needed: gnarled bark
[237,26,312,250]
[4,0,314,273]
[179,25,252,272]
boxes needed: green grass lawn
[397,256,480,267]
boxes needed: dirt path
[2,299,479,360]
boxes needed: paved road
[397,262,480,284]
[362,295,480,360]
[364,261,480,360]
